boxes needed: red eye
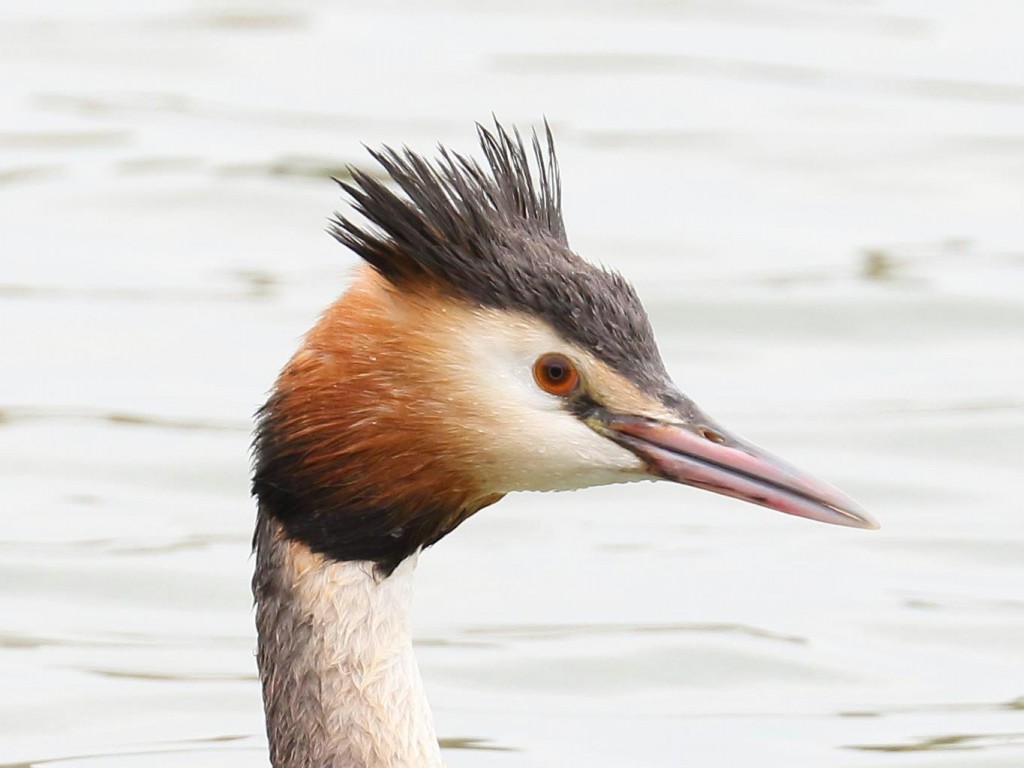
[533,353,580,396]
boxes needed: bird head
[252,122,876,576]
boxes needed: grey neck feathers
[253,509,444,768]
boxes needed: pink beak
[602,413,878,530]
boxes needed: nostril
[699,427,725,444]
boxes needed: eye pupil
[548,364,564,380]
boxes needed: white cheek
[456,319,645,493]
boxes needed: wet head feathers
[329,120,670,393]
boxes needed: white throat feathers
[253,512,443,768]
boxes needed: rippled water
[2,1,1023,766]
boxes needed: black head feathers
[329,120,670,393]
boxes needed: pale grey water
[1,1,1023,766]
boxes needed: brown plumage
[254,268,507,574]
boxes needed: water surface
[2,1,1023,766]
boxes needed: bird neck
[253,509,444,768]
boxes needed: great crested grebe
[251,121,877,768]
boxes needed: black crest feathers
[329,119,669,392]
[330,121,565,287]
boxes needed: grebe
[251,121,877,768]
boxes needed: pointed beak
[596,411,878,530]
